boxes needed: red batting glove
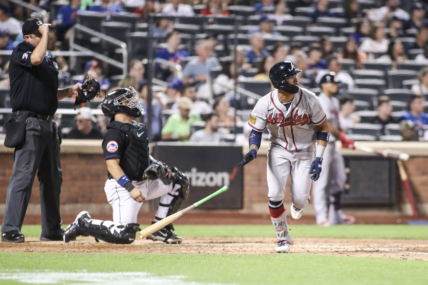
[338,132,355,149]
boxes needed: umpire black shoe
[1,231,25,243]
[40,228,65,241]
[147,223,182,244]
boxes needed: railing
[153,58,183,79]
[9,0,47,22]
[216,82,262,100]
[70,24,128,76]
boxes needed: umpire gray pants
[1,116,63,237]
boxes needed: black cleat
[146,223,182,244]
[2,231,25,243]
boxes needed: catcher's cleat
[290,203,303,220]
[64,211,91,243]
[275,240,291,253]
[146,223,182,244]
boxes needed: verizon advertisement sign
[152,143,243,209]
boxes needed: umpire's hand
[130,188,145,203]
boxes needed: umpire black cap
[22,18,43,36]
[319,72,340,86]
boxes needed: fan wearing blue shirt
[55,0,81,28]
[399,95,428,133]
[89,0,124,13]
[310,0,333,23]
[244,32,270,66]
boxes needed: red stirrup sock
[269,200,285,218]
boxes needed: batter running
[239,62,330,253]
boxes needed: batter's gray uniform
[313,92,347,224]
[248,88,326,208]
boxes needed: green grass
[20,224,428,240]
[0,253,427,285]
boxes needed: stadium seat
[339,27,354,37]
[282,16,311,28]
[110,13,141,32]
[316,17,348,33]
[212,16,241,26]
[358,0,377,10]
[354,79,386,93]
[384,124,400,136]
[407,49,423,60]
[329,36,347,51]
[387,70,418,89]
[275,26,304,38]
[339,59,357,73]
[311,87,321,95]
[177,16,209,28]
[397,37,416,45]
[292,35,320,46]
[191,122,206,134]
[346,134,377,141]
[220,134,238,143]
[294,6,314,17]
[380,135,402,141]
[397,61,427,72]
[390,100,407,112]
[236,109,252,121]
[136,23,148,32]
[192,4,205,14]
[306,26,336,37]
[101,22,132,42]
[76,12,107,32]
[173,23,202,35]
[355,110,377,123]
[330,7,344,15]
[402,79,418,90]
[123,5,139,13]
[127,32,149,60]
[227,34,249,45]
[227,6,256,18]
[247,15,261,26]
[352,70,385,80]
[348,123,382,138]
[239,78,271,96]
[239,25,258,34]
[263,35,290,47]
[206,25,235,35]
[353,100,371,111]
[384,89,414,102]
[245,68,259,77]
[361,62,392,75]
[347,89,378,108]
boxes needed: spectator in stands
[176,85,212,115]
[400,95,428,138]
[161,97,201,141]
[343,0,361,22]
[338,38,367,69]
[255,56,274,81]
[339,96,360,133]
[400,120,418,141]
[307,43,327,79]
[285,41,303,61]
[89,0,124,13]
[189,112,223,142]
[158,78,183,109]
[183,40,220,90]
[412,67,428,96]
[119,75,139,91]
[162,0,194,16]
[386,17,403,40]
[205,33,219,57]
[272,43,288,63]
[47,32,68,73]
[133,0,161,20]
[350,20,371,44]
[214,97,238,130]
[367,0,409,23]
[377,40,408,69]
[414,43,428,64]
[83,60,111,91]
[213,50,248,97]
[53,0,80,42]
[153,17,173,37]
[320,36,333,58]
[255,0,275,14]
[316,56,354,90]
[292,51,309,86]
[66,107,103,139]
[200,0,230,16]
[372,96,397,135]
[404,2,427,32]
[269,0,292,26]
[359,23,389,54]
[310,0,332,24]
[288,0,313,16]
[128,59,147,92]
[244,33,270,66]
[156,32,189,81]
[249,15,281,37]
[0,3,21,35]
[0,30,14,51]
[408,26,428,50]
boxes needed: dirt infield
[1,237,427,260]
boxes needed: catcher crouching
[64,87,190,244]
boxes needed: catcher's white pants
[104,178,181,225]
[312,142,346,224]
[267,143,314,209]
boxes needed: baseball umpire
[64,87,190,244]
[1,18,100,243]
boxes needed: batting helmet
[319,72,340,87]
[101,87,145,118]
[269,61,301,94]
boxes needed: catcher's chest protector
[107,121,150,181]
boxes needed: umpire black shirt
[9,41,59,116]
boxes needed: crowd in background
[1,0,428,142]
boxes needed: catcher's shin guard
[171,167,190,201]
[77,215,141,244]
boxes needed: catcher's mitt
[74,76,101,107]
[143,162,172,185]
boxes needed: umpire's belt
[13,110,54,121]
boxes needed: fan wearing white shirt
[162,0,195,16]
[315,56,354,90]
[359,23,389,54]
[338,96,360,133]
[367,0,409,23]
[0,3,21,35]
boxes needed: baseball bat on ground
[139,185,228,239]
[397,160,418,218]
[353,143,410,161]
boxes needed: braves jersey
[317,92,340,142]
[248,88,326,151]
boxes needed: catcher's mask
[101,87,145,118]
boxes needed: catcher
[64,87,190,244]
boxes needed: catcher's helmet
[101,87,145,118]
[269,61,301,94]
